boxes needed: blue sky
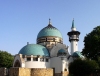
[0,0,100,55]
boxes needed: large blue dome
[37,23,62,39]
[18,44,49,56]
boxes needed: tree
[0,50,14,68]
[69,59,99,76]
[82,26,100,60]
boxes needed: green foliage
[0,50,14,68]
[69,59,99,76]
[82,26,100,60]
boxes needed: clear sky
[0,0,100,55]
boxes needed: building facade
[0,19,84,76]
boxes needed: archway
[14,60,21,67]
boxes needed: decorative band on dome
[37,36,63,44]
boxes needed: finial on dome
[27,42,29,45]
[49,18,51,24]
[48,18,52,27]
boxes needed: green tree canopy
[69,59,99,76]
[0,50,14,68]
[82,26,100,60]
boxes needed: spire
[71,18,75,28]
[49,18,51,24]
[71,18,76,31]
[48,18,52,26]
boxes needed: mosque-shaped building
[12,19,84,76]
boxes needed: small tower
[67,19,80,55]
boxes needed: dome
[57,49,67,56]
[18,44,49,56]
[58,49,66,53]
[37,20,62,39]
[72,51,84,58]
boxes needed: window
[40,58,44,62]
[27,57,31,61]
[33,58,38,61]
[46,59,49,62]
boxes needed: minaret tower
[67,19,80,55]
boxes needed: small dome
[58,49,66,53]
[37,21,62,39]
[57,49,66,56]
[18,44,49,56]
[72,51,84,58]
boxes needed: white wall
[25,61,50,68]
[22,63,25,67]
[25,58,50,68]
[13,54,50,68]
[50,57,68,73]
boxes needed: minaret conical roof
[71,19,75,29]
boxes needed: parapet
[8,67,53,76]
[0,67,69,76]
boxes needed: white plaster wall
[71,41,78,55]
[24,57,50,68]
[22,63,25,67]
[25,61,50,68]
[13,54,50,68]
[50,57,68,73]
[50,57,62,73]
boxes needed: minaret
[67,19,80,55]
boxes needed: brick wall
[8,68,53,76]
[0,67,69,76]
[9,68,19,76]
[9,68,31,76]
[62,71,69,76]
[31,68,53,76]
[19,68,31,76]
